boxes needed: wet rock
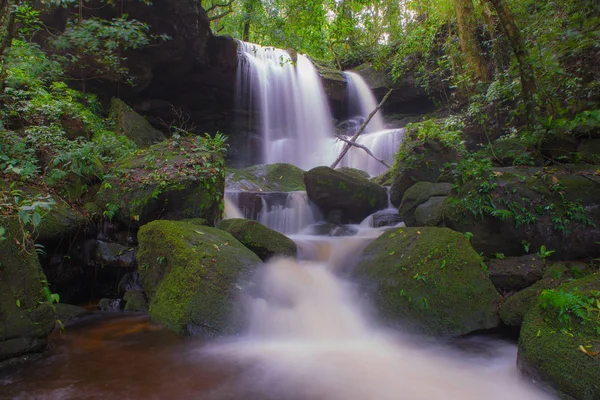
[306,223,359,237]
[96,137,224,227]
[304,166,388,223]
[54,303,89,322]
[444,166,600,259]
[98,298,121,311]
[398,182,453,226]
[518,273,600,399]
[0,219,56,361]
[389,139,458,207]
[137,220,261,336]
[414,196,447,227]
[110,98,166,148]
[371,209,403,228]
[217,218,297,261]
[96,241,137,268]
[226,163,305,192]
[487,255,547,292]
[354,227,501,336]
[123,290,148,312]
[498,278,561,327]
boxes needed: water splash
[236,42,335,170]
[202,232,554,400]
[225,190,321,234]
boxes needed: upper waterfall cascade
[235,41,404,176]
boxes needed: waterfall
[225,190,321,235]
[236,41,335,170]
[203,238,552,400]
[344,71,385,133]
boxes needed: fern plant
[539,288,600,333]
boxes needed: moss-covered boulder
[304,166,387,223]
[137,220,261,336]
[110,98,166,148]
[488,255,547,293]
[414,196,447,227]
[398,182,453,226]
[335,167,370,180]
[354,227,500,336]
[226,163,305,192]
[518,273,600,399]
[123,290,148,312]
[36,198,88,243]
[97,137,225,227]
[389,138,458,207]
[217,218,297,261]
[0,219,56,361]
[499,278,561,327]
[444,166,600,259]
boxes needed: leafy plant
[539,288,600,333]
[537,245,556,259]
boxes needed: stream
[1,227,554,400]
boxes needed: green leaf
[16,299,21,307]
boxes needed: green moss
[123,290,148,312]
[518,273,600,400]
[137,220,261,336]
[227,163,306,192]
[0,218,56,361]
[354,227,500,336]
[98,137,225,227]
[499,278,561,326]
[217,218,297,261]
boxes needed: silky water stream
[1,215,554,400]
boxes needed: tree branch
[209,9,233,21]
[206,0,234,13]
[334,134,391,168]
[330,88,393,169]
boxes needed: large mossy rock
[398,182,453,226]
[304,166,387,223]
[518,273,600,400]
[389,138,458,207]
[137,220,261,336]
[498,278,560,327]
[110,98,166,148]
[217,218,296,261]
[97,138,225,227]
[226,163,305,192]
[354,227,500,336]
[36,199,88,243]
[0,220,56,361]
[444,166,600,259]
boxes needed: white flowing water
[236,41,335,170]
[224,191,321,235]
[335,128,405,176]
[344,71,385,133]
[202,223,554,400]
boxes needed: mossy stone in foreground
[354,227,500,336]
[137,220,261,336]
[518,273,600,400]
[0,219,56,361]
[217,218,297,261]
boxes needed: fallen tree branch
[334,134,391,168]
[330,88,393,169]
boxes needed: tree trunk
[454,0,489,83]
[484,0,536,128]
[0,0,17,93]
